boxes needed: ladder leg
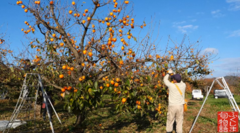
[4,75,30,133]
[222,78,240,120]
[38,74,62,124]
[44,91,62,124]
[39,74,55,133]
[189,80,215,133]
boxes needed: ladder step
[10,120,26,123]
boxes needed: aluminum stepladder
[189,77,240,133]
[3,73,62,133]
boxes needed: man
[164,69,186,133]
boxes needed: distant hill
[200,76,240,95]
[224,76,240,87]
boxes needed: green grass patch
[187,115,195,121]
[198,116,217,125]
[198,95,240,112]
[200,94,240,105]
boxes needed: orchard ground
[1,88,240,133]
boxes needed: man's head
[171,74,181,83]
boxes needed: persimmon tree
[14,0,214,130]
[0,29,27,99]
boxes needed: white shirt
[163,74,186,106]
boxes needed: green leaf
[87,80,93,86]
[101,101,104,107]
[78,83,82,89]
[92,87,97,92]
[127,29,131,35]
[103,88,108,93]
[157,66,161,71]
[116,104,119,110]
[105,27,109,32]
[133,37,137,42]
[94,81,98,89]
[151,63,155,67]
[36,39,40,44]
[68,106,71,113]
[151,107,154,112]
[79,102,83,110]
[164,63,168,68]
[185,69,188,76]
[147,76,151,82]
[132,91,137,96]
[126,79,130,86]
[10,67,14,72]
[196,60,199,64]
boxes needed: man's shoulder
[178,81,186,87]
[180,81,186,85]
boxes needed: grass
[1,92,240,133]
[199,94,240,112]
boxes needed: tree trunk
[74,114,85,132]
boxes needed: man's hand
[167,69,175,75]
[167,69,173,74]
